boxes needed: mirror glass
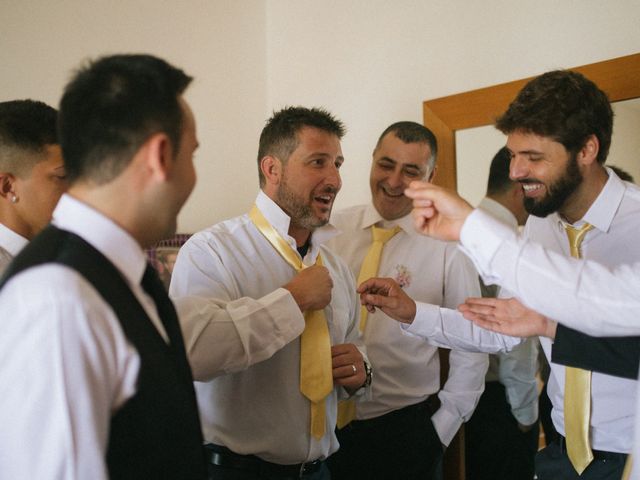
[455,97,640,207]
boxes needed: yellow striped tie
[249,205,333,439]
[336,224,401,429]
[563,222,594,474]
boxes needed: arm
[170,235,333,381]
[357,277,523,353]
[405,181,640,337]
[432,246,489,446]
[0,268,133,479]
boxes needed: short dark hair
[486,147,513,195]
[375,121,438,172]
[257,106,346,187]
[496,70,613,164]
[0,99,58,176]
[58,54,193,184]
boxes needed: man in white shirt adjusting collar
[170,106,367,480]
[326,121,487,480]
[361,70,638,480]
[0,99,66,275]
[0,54,206,479]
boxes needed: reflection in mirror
[455,97,640,207]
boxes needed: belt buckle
[299,460,317,477]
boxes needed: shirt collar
[0,223,29,257]
[255,190,339,262]
[554,166,625,232]
[52,194,147,285]
[361,203,411,233]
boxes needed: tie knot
[371,225,401,244]
[564,223,593,259]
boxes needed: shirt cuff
[401,302,442,338]
[431,408,462,447]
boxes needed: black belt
[556,436,627,461]
[205,444,324,478]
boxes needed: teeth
[522,184,542,192]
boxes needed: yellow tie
[336,224,401,429]
[249,205,333,439]
[563,222,594,474]
[622,455,633,480]
[357,225,402,331]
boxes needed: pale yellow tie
[563,222,594,474]
[622,455,633,480]
[336,224,401,429]
[249,206,333,439]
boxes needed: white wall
[266,0,640,211]
[0,0,267,233]
[2,1,640,232]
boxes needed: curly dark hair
[496,70,613,164]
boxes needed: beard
[276,174,335,231]
[522,152,583,218]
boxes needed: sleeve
[0,269,137,480]
[551,326,640,380]
[496,338,539,425]
[169,234,305,381]
[460,208,640,337]
[431,245,489,446]
[403,302,524,353]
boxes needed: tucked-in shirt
[409,169,637,455]
[0,222,28,274]
[477,197,538,426]
[169,191,361,465]
[327,203,488,446]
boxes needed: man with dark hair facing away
[0,54,206,479]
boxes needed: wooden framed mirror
[424,52,640,191]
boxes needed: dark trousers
[465,381,539,480]
[535,439,627,480]
[327,399,443,480]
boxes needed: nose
[509,155,528,181]
[386,168,404,189]
[326,162,342,191]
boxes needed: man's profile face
[507,131,582,218]
[369,132,430,220]
[276,126,343,231]
[163,98,198,238]
[12,144,67,239]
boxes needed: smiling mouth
[520,182,544,197]
[381,187,404,198]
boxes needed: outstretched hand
[459,297,557,339]
[357,277,416,324]
[404,181,474,242]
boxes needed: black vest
[0,226,206,479]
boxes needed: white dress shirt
[0,194,159,480]
[477,198,539,426]
[327,203,488,446]
[408,169,637,455]
[0,222,28,274]
[169,191,361,465]
[460,169,640,478]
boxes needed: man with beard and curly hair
[360,70,639,480]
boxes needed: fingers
[331,344,365,387]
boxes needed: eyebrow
[379,156,423,170]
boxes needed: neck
[559,165,608,224]
[288,223,311,247]
[68,182,160,248]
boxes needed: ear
[427,166,437,183]
[577,134,600,166]
[260,155,282,186]
[144,133,173,182]
[0,172,16,201]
